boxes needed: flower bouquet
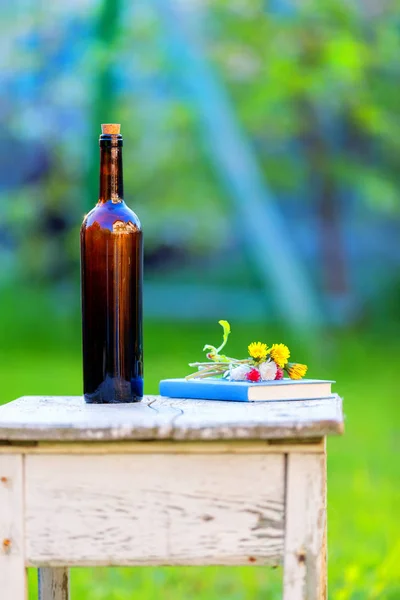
[186,320,308,382]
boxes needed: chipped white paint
[25,453,284,566]
[0,395,341,597]
[283,453,327,600]
[159,396,343,441]
[0,396,179,442]
[0,394,344,441]
[0,454,26,599]
[167,454,284,565]
[0,439,325,455]
[39,567,69,600]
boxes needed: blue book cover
[159,378,335,402]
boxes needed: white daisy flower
[259,360,277,381]
[229,364,251,381]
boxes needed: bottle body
[81,128,143,403]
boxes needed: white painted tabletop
[0,395,344,442]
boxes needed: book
[159,378,334,402]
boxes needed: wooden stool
[0,394,343,600]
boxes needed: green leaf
[216,320,231,353]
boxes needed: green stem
[189,362,231,367]
[185,370,226,380]
[225,357,252,364]
[189,358,251,368]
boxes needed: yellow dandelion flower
[270,343,290,368]
[287,363,308,380]
[248,341,268,361]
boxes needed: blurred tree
[155,0,322,327]
[207,0,400,316]
[86,0,123,211]
[1,0,399,324]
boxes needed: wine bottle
[81,124,143,403]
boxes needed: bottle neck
[99,140,124,203]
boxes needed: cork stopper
[101,123,121,135]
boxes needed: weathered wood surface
[0,454,26,599]
[0,394,343,442]
[39,567,69,600]
[25,453,284,566]
[0,439,325,455]
[283,453,327,600]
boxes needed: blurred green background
[1,0,399,598]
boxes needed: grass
[0,308,399,599]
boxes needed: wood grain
[159,396,343,441]
[167,454,284,565]
[24,453,284,566]
[0,439,325,455]
[0,396,180,442]
[283,453,327,600]
[0,395,343,442]
[39,567,69,600]
[0,454,26,599]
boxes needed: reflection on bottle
[81,124,143,403]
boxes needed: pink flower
[246,368,261,382]
[275,367,284,380]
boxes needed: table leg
[39,567,70,600]
[283,452,327,600]
[0,454,27,599]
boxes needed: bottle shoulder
[81,200,142,233]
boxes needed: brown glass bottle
[80,124,143,403]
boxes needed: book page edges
[248,382,332,401]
